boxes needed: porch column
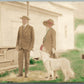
[27,1,29,16]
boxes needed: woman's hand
[42,47,46,52]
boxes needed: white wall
[57,14,74,51]
[49,2,75,51]
[0,3,26,48]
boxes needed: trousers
[18,48,30,76]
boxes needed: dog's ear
[47,53,50,57]
[40,55,42,59]
[39,51,43,59]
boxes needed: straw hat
[43,19,54,26]
[20,16,30,20]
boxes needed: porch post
[27,1,29,16]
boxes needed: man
[40,19,56,58]
[16,16,34,77]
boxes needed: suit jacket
[43,28,56,53]
[16,24,34,51]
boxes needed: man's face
[22,18,28,25]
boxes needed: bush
[30,59,36,64]
[75,18,84,30]
[75,33,84,50]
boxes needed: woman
[40,19,56,58]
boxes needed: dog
[40,51,75,81]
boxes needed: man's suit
[16,24,34,76]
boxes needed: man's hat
[20,16,30,20]
[43,19,54,26]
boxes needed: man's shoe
[25,75,28,78]
[45,76,48,78]
[17,74,23,77]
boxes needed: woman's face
[46,24,53,28]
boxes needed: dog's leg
[54,71,59,79]
[62,68,69,81]
[50,71,54,80]
[44,61,50,80]
[47,71,54,80]
[45,69,50,80]
[47,70,52,79]
[45,61,54,80]
[67,67,75,79]
[65,62,75,80]
[45,66,52,80]
[45,70,51,80]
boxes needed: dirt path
[0,71,48,82]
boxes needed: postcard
[0,1,83,83]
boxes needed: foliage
[75,33,84,50]
[29,60,46,72]
[30,58,36,65]
[75,18,84,30]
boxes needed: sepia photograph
[0,1,83,83]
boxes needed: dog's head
[40,50,50,60]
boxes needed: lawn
[1,49,84,83]
[75,33,84,50]
[29,50,84,83]
[1,33,84,83]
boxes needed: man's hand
[52,48,56,54]
[16,46,19,51]
[31,48,34,52]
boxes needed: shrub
[30,58,36,64]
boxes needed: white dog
[40,51,75,81]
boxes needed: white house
[0,2,75,71]
[0,1,75,51]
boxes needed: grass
[0,68,19,78]
[29,60,46,72]
[75,33,84,51]
[29,50,84,83]
[23,49,84,83]
[0,60,45,79]
[1,49,84,83]
[30,58,36,64]
[0,60,46,83]
[0,60,46,78]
